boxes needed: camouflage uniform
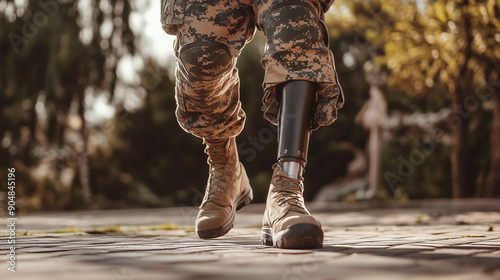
[161,0,344,140]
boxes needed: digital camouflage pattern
[162,0,344,139]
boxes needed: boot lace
[272,167,306,210]
[205,142,234,199]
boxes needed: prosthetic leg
[261,80,324,249]
[278,80,315,179]
[259,0,332,248]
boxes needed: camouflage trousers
[161,0,344,139]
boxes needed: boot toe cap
[275,214,321,233]
[195,205,232,231]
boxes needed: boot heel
[260,226,273,246]
[236,186,253,211]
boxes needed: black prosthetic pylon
[277,81,315,178]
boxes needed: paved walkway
[1,199,500,280]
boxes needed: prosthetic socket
[278,81,315,179]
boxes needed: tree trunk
[450,111,470,198]
[78,92,92,205]
[486,92,500,196]
[367,126,381,198]
[451,0,474,198]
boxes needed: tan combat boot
[196,137,253,238]
[261,163,323,249]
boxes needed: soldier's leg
[173,1,256,140]
[255,0,344,249]
[161,0,256,238]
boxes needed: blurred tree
[0,0,138,209]
[325,0,499,199]
[379,0,500,197]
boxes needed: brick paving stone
[470,241,500,246]
[1,199,500,279]
[427,247,494,256]
[449,255,500,268]
[16,251,81,261]
[12,247,76,254]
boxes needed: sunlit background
[1,0,499,212]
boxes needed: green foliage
[379,0,500,96]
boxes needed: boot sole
[261,223,323,249]
[197,186,253,239]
